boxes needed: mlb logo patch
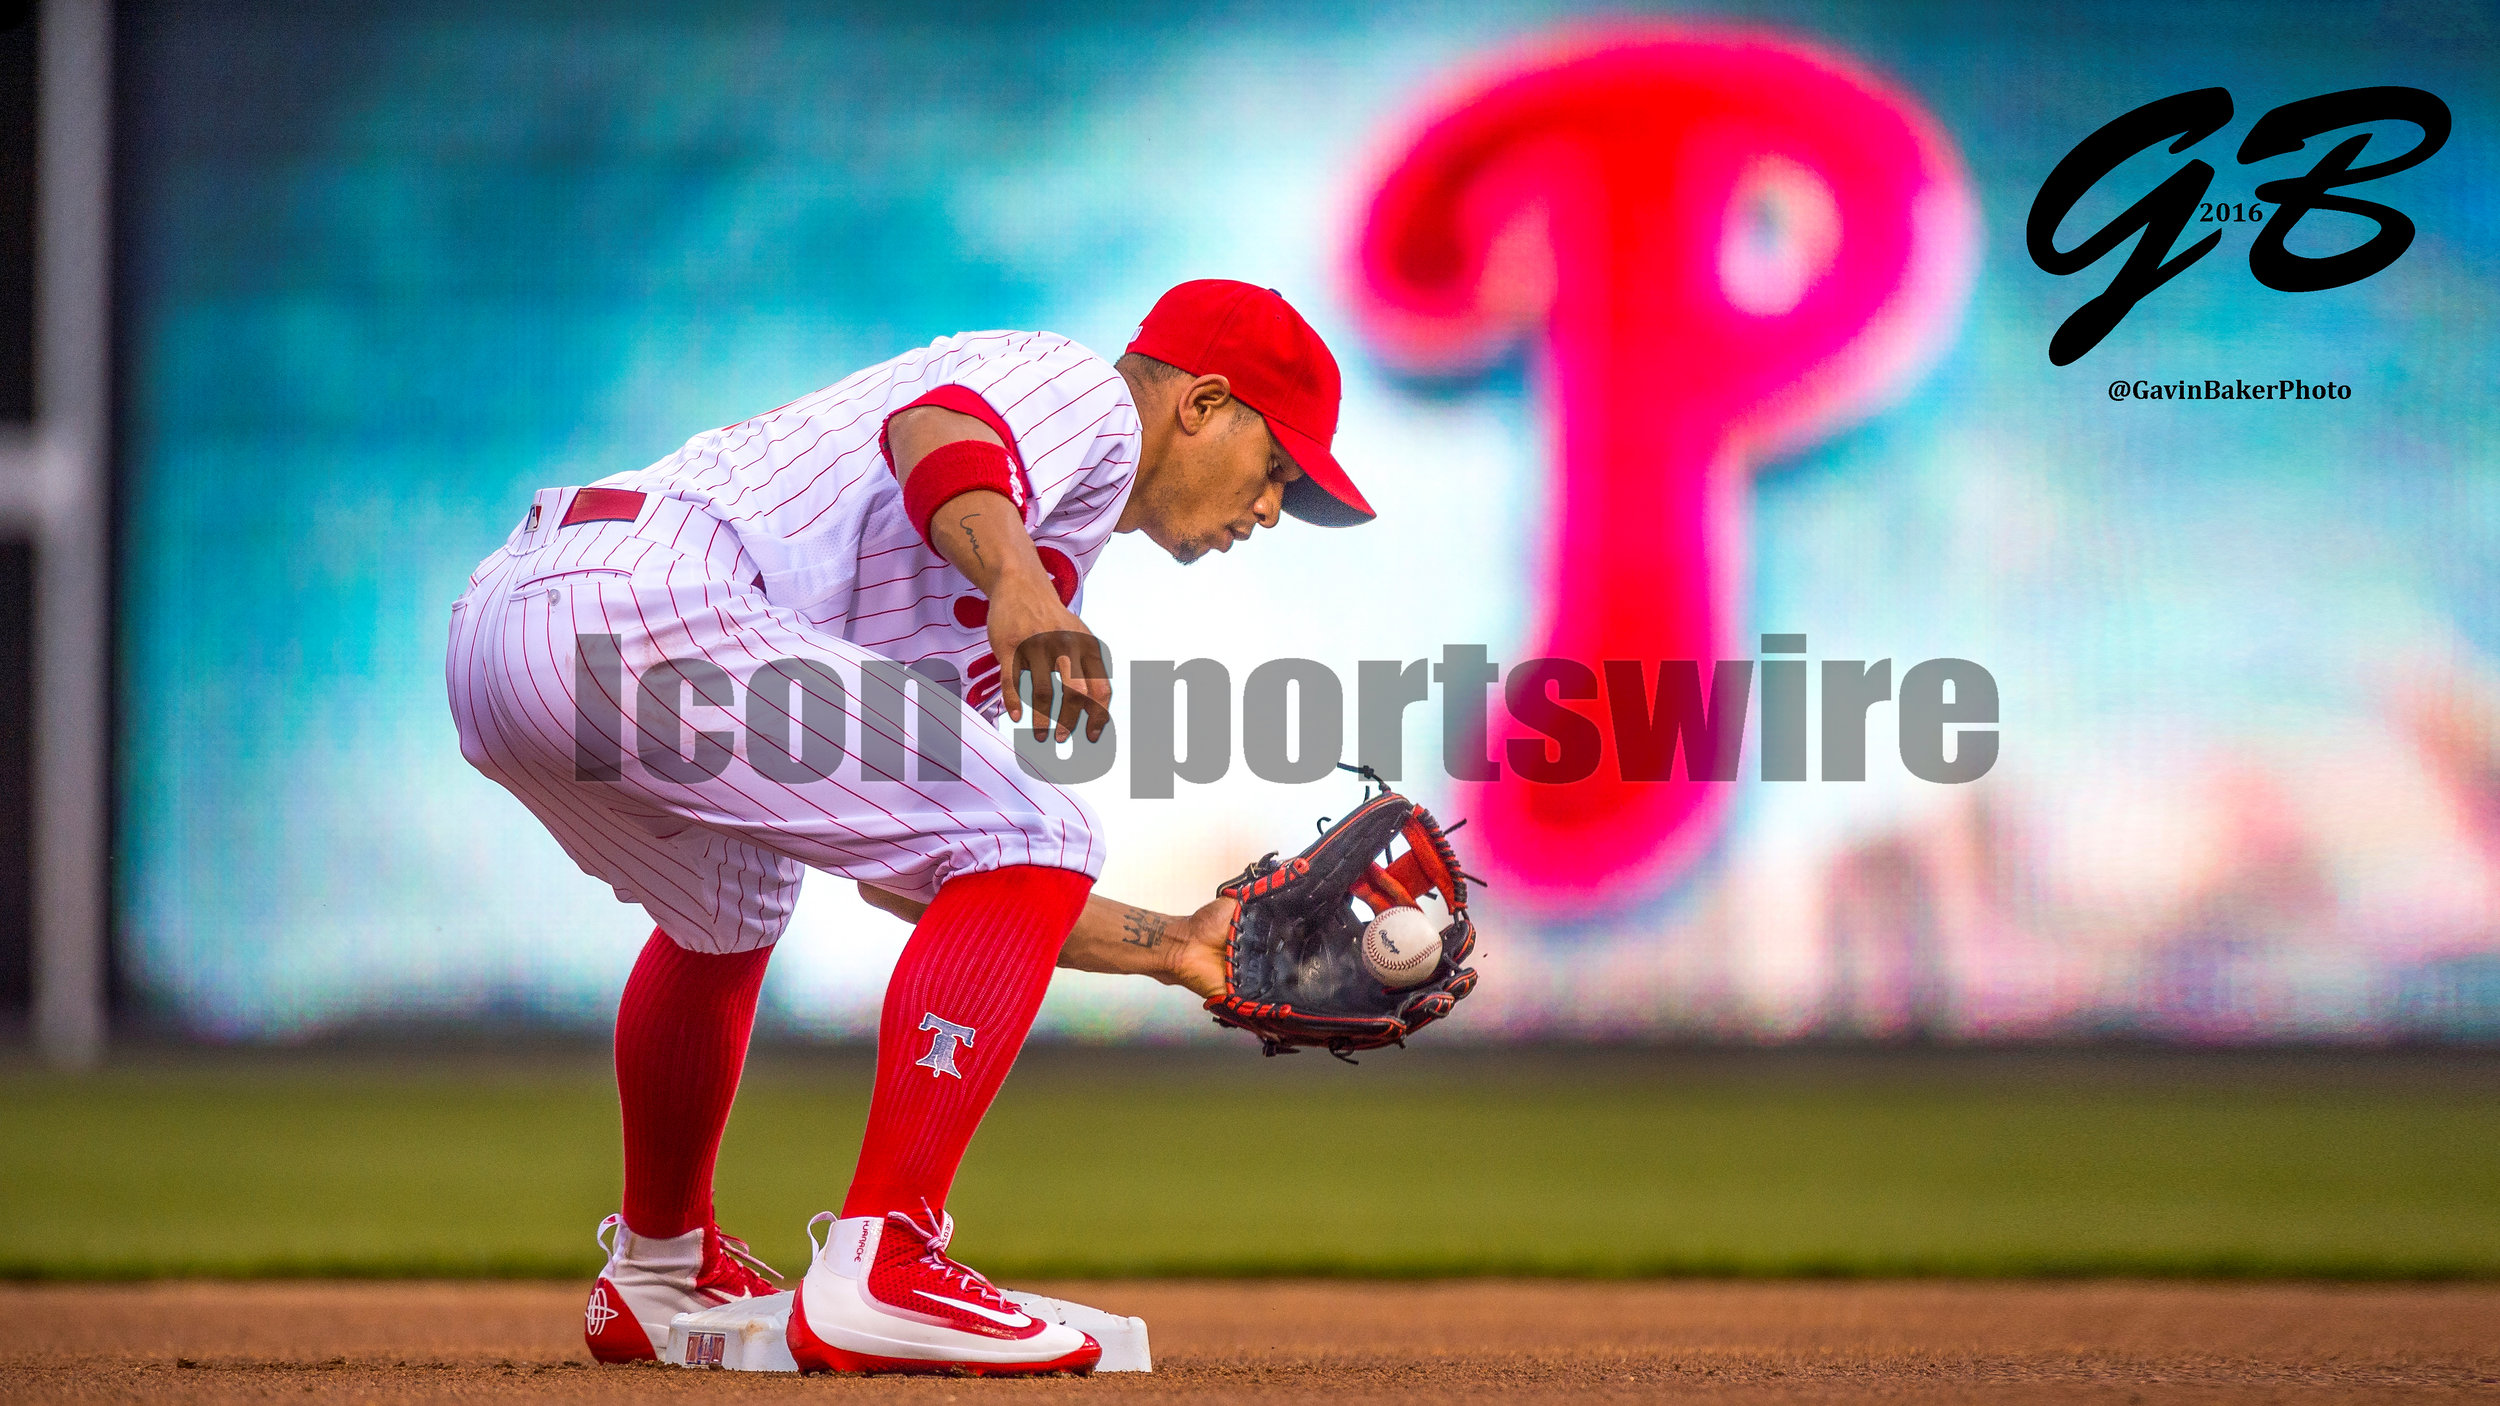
[686,1332,726,1367]
[524,503,542,533]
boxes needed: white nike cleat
[584,1213,780,1363]
[787,1206,1099,1375]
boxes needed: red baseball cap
[1126,280,1375,526]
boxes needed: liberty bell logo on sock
[915,1012,976,1078]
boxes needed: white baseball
[1360,906,1444,988]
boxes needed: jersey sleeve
[886,335,1136,531]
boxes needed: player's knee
[642,840,801,955]
[1006,789,1104,877]
[646,901,787,956]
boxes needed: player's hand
[1161,896,1237,1001]
[987,573,1112,744]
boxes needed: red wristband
[901,438,1018,545]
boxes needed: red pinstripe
[845,560,950,592]
[844,587,965,626]
[983,356,1094,421]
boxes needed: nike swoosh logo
[912,1289,1033,1328]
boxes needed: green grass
[2,1047,2495,1280]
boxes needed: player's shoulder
[926,328,1119,382]
[920,331,1137,458]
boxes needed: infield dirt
[3,1280,2493,1403]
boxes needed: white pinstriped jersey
[447,490,1104,949]
[598,331,1139,720]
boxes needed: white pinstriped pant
[445,486,1103,954]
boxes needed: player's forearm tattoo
[955,511,989,571]
[1119,908,1169,951]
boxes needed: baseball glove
[1206,771,1480,1058]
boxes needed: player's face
[1146,406,1300,565]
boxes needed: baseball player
[445,280,1374,1374]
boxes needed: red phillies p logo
[1350,30,1977,909]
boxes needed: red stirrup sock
[615,929,773,1239]
[840,864,1094,1217]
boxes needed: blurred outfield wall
[115,0,2500,1041]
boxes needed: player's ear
[1177,373,1234,436]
